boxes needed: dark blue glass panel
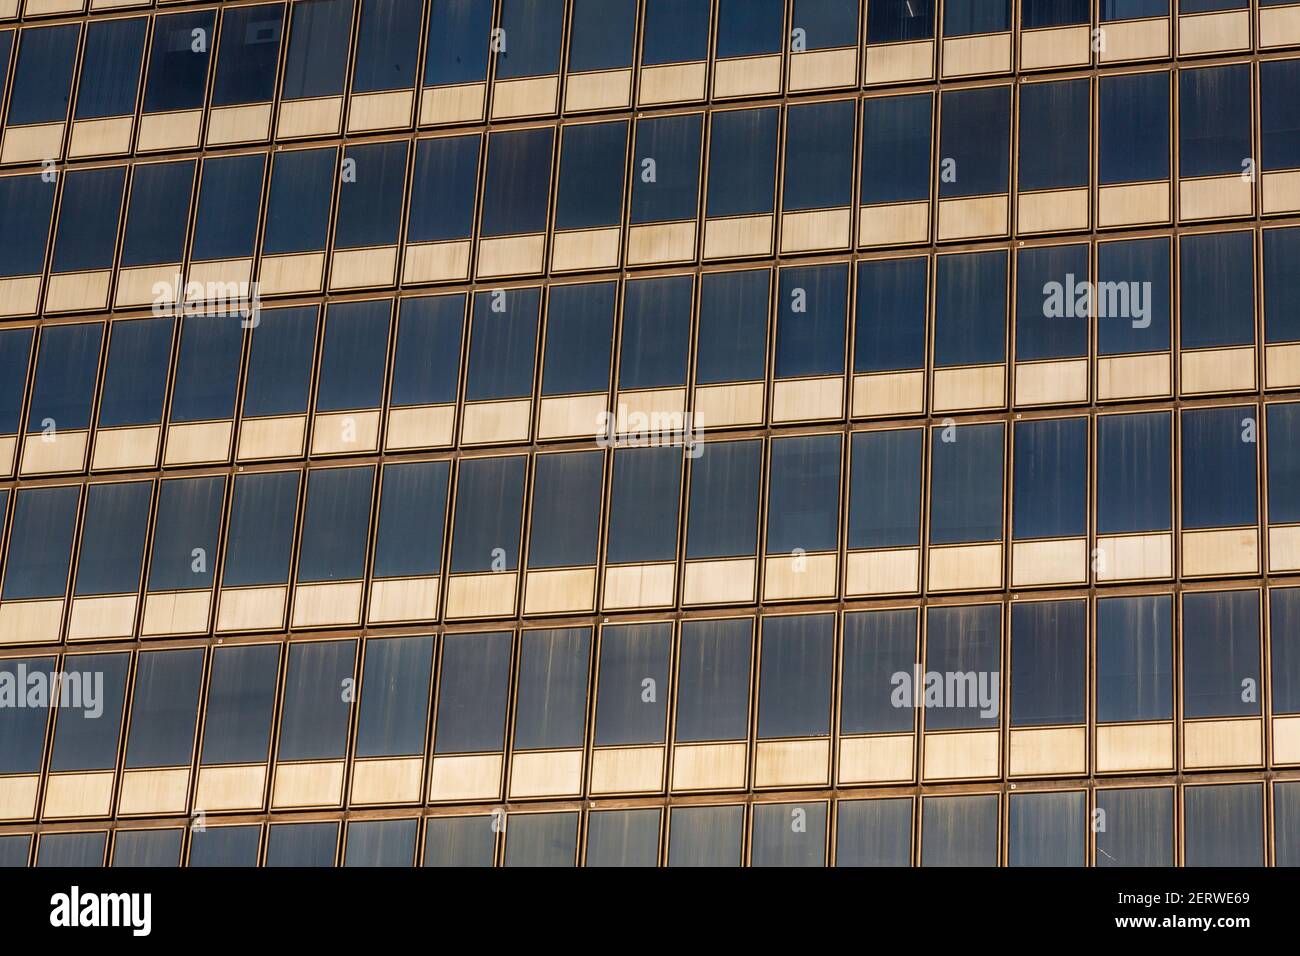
[123,648,204,768]
[192,154,265,261]
[784,100,855,211]
[556,121,627,231]
[297,466,374,582]
[758,614,834,738]
[49,653,129,771]
[345,819,417,867]
[775,263,848,378]
[425,0,492,86]
[866,0,933,42]
[861,93,932,204]
[542,282,614,396]
[3,487,79,601]
[1013,417,1088,540]
[434,631,512,754]
[1018,79,1090,191]
[836,799,912,867]
[1022,0,1090,27]
[7,25,79,126]
[52,166,126,273]
[1184,784,1263,868]
[1181,405,1257,530]
[408,135,480,243]
[631,113,703,224]
[76,18,147,119]
[1262,59,1300,171]
[619,276,692,390]
[848,429,922,549]
[213,4,283,106]
[283,0,353,99]
[142,11,216,113]
[1268,403,1300,525]
[1096,237,1171,355]
[643,0,711,65]
[188,826,261,867]
[449,456,526,572]
[1097,411,1171,535]
[277,639,357,761]
[99,317,173,428]
[0,328,33,434]
[686,439,761,559]
[0,174,55,278]
[1183,590,1260,718]
[1264,228,1300,344]
[317,300,391,412]
[496,0,565,79]
[697,270,768,384]
[170,315,242,423]
[1180,231,1254,350]
[1008,791,1085,867]
[243,306,316,417]
[1099,72,1170,184]
[707,107,779,217]
[374,460,449,578]
[481,127,554,237]
[266,823,338,867]
[1101,0,1168,18]
[944,0,1011,35]
[336,141,408,248]
[930,423,1004,544]
[1016,244,1089,361]
[939,86,1011,197]
[594,623,672,746]
[122,161,194,267]
[355,636,435,757]
[148,476,225,591]
[514,628,590,750]
[676,619,751,742]
[1179,65,1252,179]
[606,446,681,564]
[263,148,335,255]
[717,0,783,57]
[528,451,603,568]
[352,0,422,92]
[201,643,280,765]
[1010,600,1087,726]
[767,434,841,554]
[1097,594,1172,722]
[841,609,916,734]
[466,288,539,401]
[222,471,300,587]
[391,295,463,407]
[933,250,1007,367]
[923,604,1001,730]
[568,0,636,71]
[27,323,102,433]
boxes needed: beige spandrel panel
[781,207,851,254]
[602,562,676,611]
[115,264,181,309]
[1098,180,1171,229]
[1014,359,1089,407]
[460,399,532,446]
[1096,352,1172,402]
[772,375,844,423]
[693,381,764,429]
[140,589,213,637]
[490,75,559,120]
[69,116,135,159]
[1180,346,1256,396]
[845,547,921,597]
[523,566,597,616]
[1094,532,1172,582]
[91,425,162,472]
[428,752,502,802]
[206,103,273,146]
[0,122,64,165]
[932,364,1005,413]
[45,271,112,314]
[0,774,41,821]
[589,745,666,795]
[763,552,838,602]
[614,387,686,438]
[20,429,88,476]
[922,729,999,781]
[1262,170,1300,215]
[838,733,914,784]
[937,194,1009,242]
[257,252,326,297]
[1008,725,1086,777]
[0,598,65,645]
[639,61,707,105]
[551,227,621,273]
[1179,175,1254,222]
[670,741,747,792]
[117,767,191,816]
[1265,343,1300,390]
[790,46,859,91]
[444,571,518,620]
[476,233,546,279]
[940,32,1011,78]
[852,370,925,418]
[1183,718,1263,770]
[42,771,116,819]
[420,83,487,125]
[1269,524,1300,573]
[385,404,456,450]
[508,748,583,799]
[137,110,203,153]
[713,54,782,99]
[24,0,83,14]
[278,96,344,139]
[565,69,633,112]
[368,575,439,624]
[403,239,472,285]
[0,276,41,317]
[1098,16,1170,62]
[1181,527,1259,578]
[290,580,364,629]
[271,760,346,809]
[626,220,697,266]
[236,414,308,460]
[864,40,933,86]
[330,246,399,291]
[214,585,288,633]
[1178,9,1251,56]
[537,392,606,441]
[1017,188,1089,235]
[350,756,424,806]
[859,201,931,247]
[311,409,381,456]
[1011,537,1088,588]
[754,737,830,788]
[1261,3,1300,47]
[67,593,138,642]
[1019,25,1091,71]
[347,89,415,134]
[163,419,234,467]
[703,214,774,260]
[1272,714,1300,764]
[0,0,16,15]
[0,433,16,477]
[193,763,267,812]
[90,0,148,9]
[1096,721,1173,772]
[927,543,1004,592]
[682,556,757,606]
[187,258,254,303]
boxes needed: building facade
[0,0,1299,866]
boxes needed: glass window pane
[707,107,779,218]
[716,0,783,57]
[933,250,1007,368]
[1016,244,1090,361]
[606,446,682,565]
[751,802,827,867]
[112,829,182,867]
[866,0,932,43]
[391,295,463,407]
[192,154,265,262]
[775,263,848,378]
[585,809,660,867]
[449,455,526,573]
[297,466,374,583]
[1180,231,1254,349]
[466,288,539,401]
[0,175,55,279]
[49,653,130,772]
[263,148,335,255]
[504,812,577,867]
[836,798,912,867]
[0,835,31,868]
[855,257,927,373]
[124,648,204,768]
[335,142,407,248]
[148,476,224,592]
[423,816,495,866]
[0,657,55,775]
[222,471,300,587]
[53,167,126,273]
[1010,600,1087,726]
[1262,59,1300,171]
[1008,791,1085,866]
[784,100,855,211]
[767,434,841,555]
[929,422,1004,545]
[3,486,80,601]
[1099,72,1170,185]
[1182,590,1260,718]
[1023,0,1090,26]
[923,605,1001,730]
[848,429,922,549]
[528,451,603,569]
[243,306,317,417]
[569,0,637,71]
[861,93,932,205]
[939,86,1010,197]
[0,328,32,435]
[424,0,492,86]
[170,316,242,423]
[1095,787,1174,867]
[200,643,281,765]
[556,121,627,231]
[643,0,711,66]
[1274,782,1300,867]
[356,636,435,758]
[76,18,147,120]
[1097,411,1172,535]
[37,832,106,868]
[374,460,449,579]
[631,114,703,224]
[352,0,422,92]
[189,826,261,867]
[317,301,391,411]
[594,623,671,746]
[277,640,357,761]
[99,318,173,427]
[1018,79,1089,191]
[619,275,692,390]
[1184,784,1264,867]
[758,614,834,739]
[74,481,151,597]
[1096,594,1172,723]
[1013,417,1088,540]
[266,822,337,867]
[481,128,554,237]
[213,4,283,106]
[686,439,760,560]
[667,805,743,867]
[945,0,1012,35]
[513,628,590,750]
[408,135,480,243]
[921,794,998,866]
[675,619,751,743]
[697,270,768,385]
[1180,405,1257,530]
[1265,228,1300,345]
[283,0,353,100]
[842,609,917,735]
[1180,65,1251,179]
[1271,588,1300,715]
[496,0,564,79]
[7,25,79,126]
[345,819,417,867]
[143,11,215,112]
[542,282,614,396]
[122,161,194,266]
[433,631,512,754]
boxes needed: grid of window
[2,0,1300,867]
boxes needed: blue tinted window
[866,0,932,42]
[676,619,752,742]
[569,0,637,71]
[0,174,55,278]
[434,631,512,753]
[27,323,102,433]
[606,446,682,565]
[53,166,126,273]
[1272,588,1300,715]
[352,0,422,92]
[940,86,1010,197]
[1180,65,1251,179]
[784,100,855,211]
[930,423,1004,544]
[1019,79,1089,191]
[717,0,783,57]
[1097,594,1172,722]
[776,263,848,378]
[297,467,374,582]
[923,604,1001,729]
[922,795,999,866]
[1099,71,1170,184]
[1183,590,1260,719]
[222,471,300,587]
[767,434,841,554]
[848,429,922,549]
[1023,0,1090,27]
[76,18,147,119]
[466,288,539,401]
[686,439,761,559]
[1262,59,1300,171]
[408,135,480,242]
[514,628,591,750]
[836,798,912,867]
[0,328,33,434]
[1097,412,1171,534]
[944,0,1011,35]
[243,306,316,417]
[496,0,564,79]
[1016,244,1089,361]
[99,318,173,428]
[1268,403,1300,525]
[111,831,182,868]
[1181,405,1257,530]
[37,833,106,868]
[317,300,391,412]
[424,0,492,86]
[1010,600,1087,726]
[1096,237,1171,355]
[1180,231,1254,350]
[170,316,242,423]
[148,476,225,591]
[1008,791,1085,867]
[0,657,53,774]
[122,161,194,267]
[1184,784,1263,868]
[1101,0,1168,18]
[631,113,703,224]
[758,614,834,738]
[841,610,916,735]
[529,451,603,568]
[283,0,353,99]
[643,0,711,65]
[189,827,261,867]
[697,270,768,384]
[277,640,357,762]
[263,148,335,255]
[1265,228,1300,344]
[542,282,614,396]
[481,127,553,237]
[213,4,283,106]
[345,819,417,867]
[266,823,338,867]
[123,648,204,768]
[595,624,672,747]
[450,456,527,573]
[1095,787,1173,867]
[934,250,1008,368]
[619,276,692,390]
[192,154,265,261]
[861,93,932,205]
[201,643,280,765]
[668,805,743,866]
[391,295,463,407]
[3,486,79,601]
[143,11,216,112]
[7,25,79,126]
[336,141,407,248]
[556,121,627,230]
[1014,418,1087,540]
[374,460,449,578]
[355,636,435,758]
[49,653,130,772]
